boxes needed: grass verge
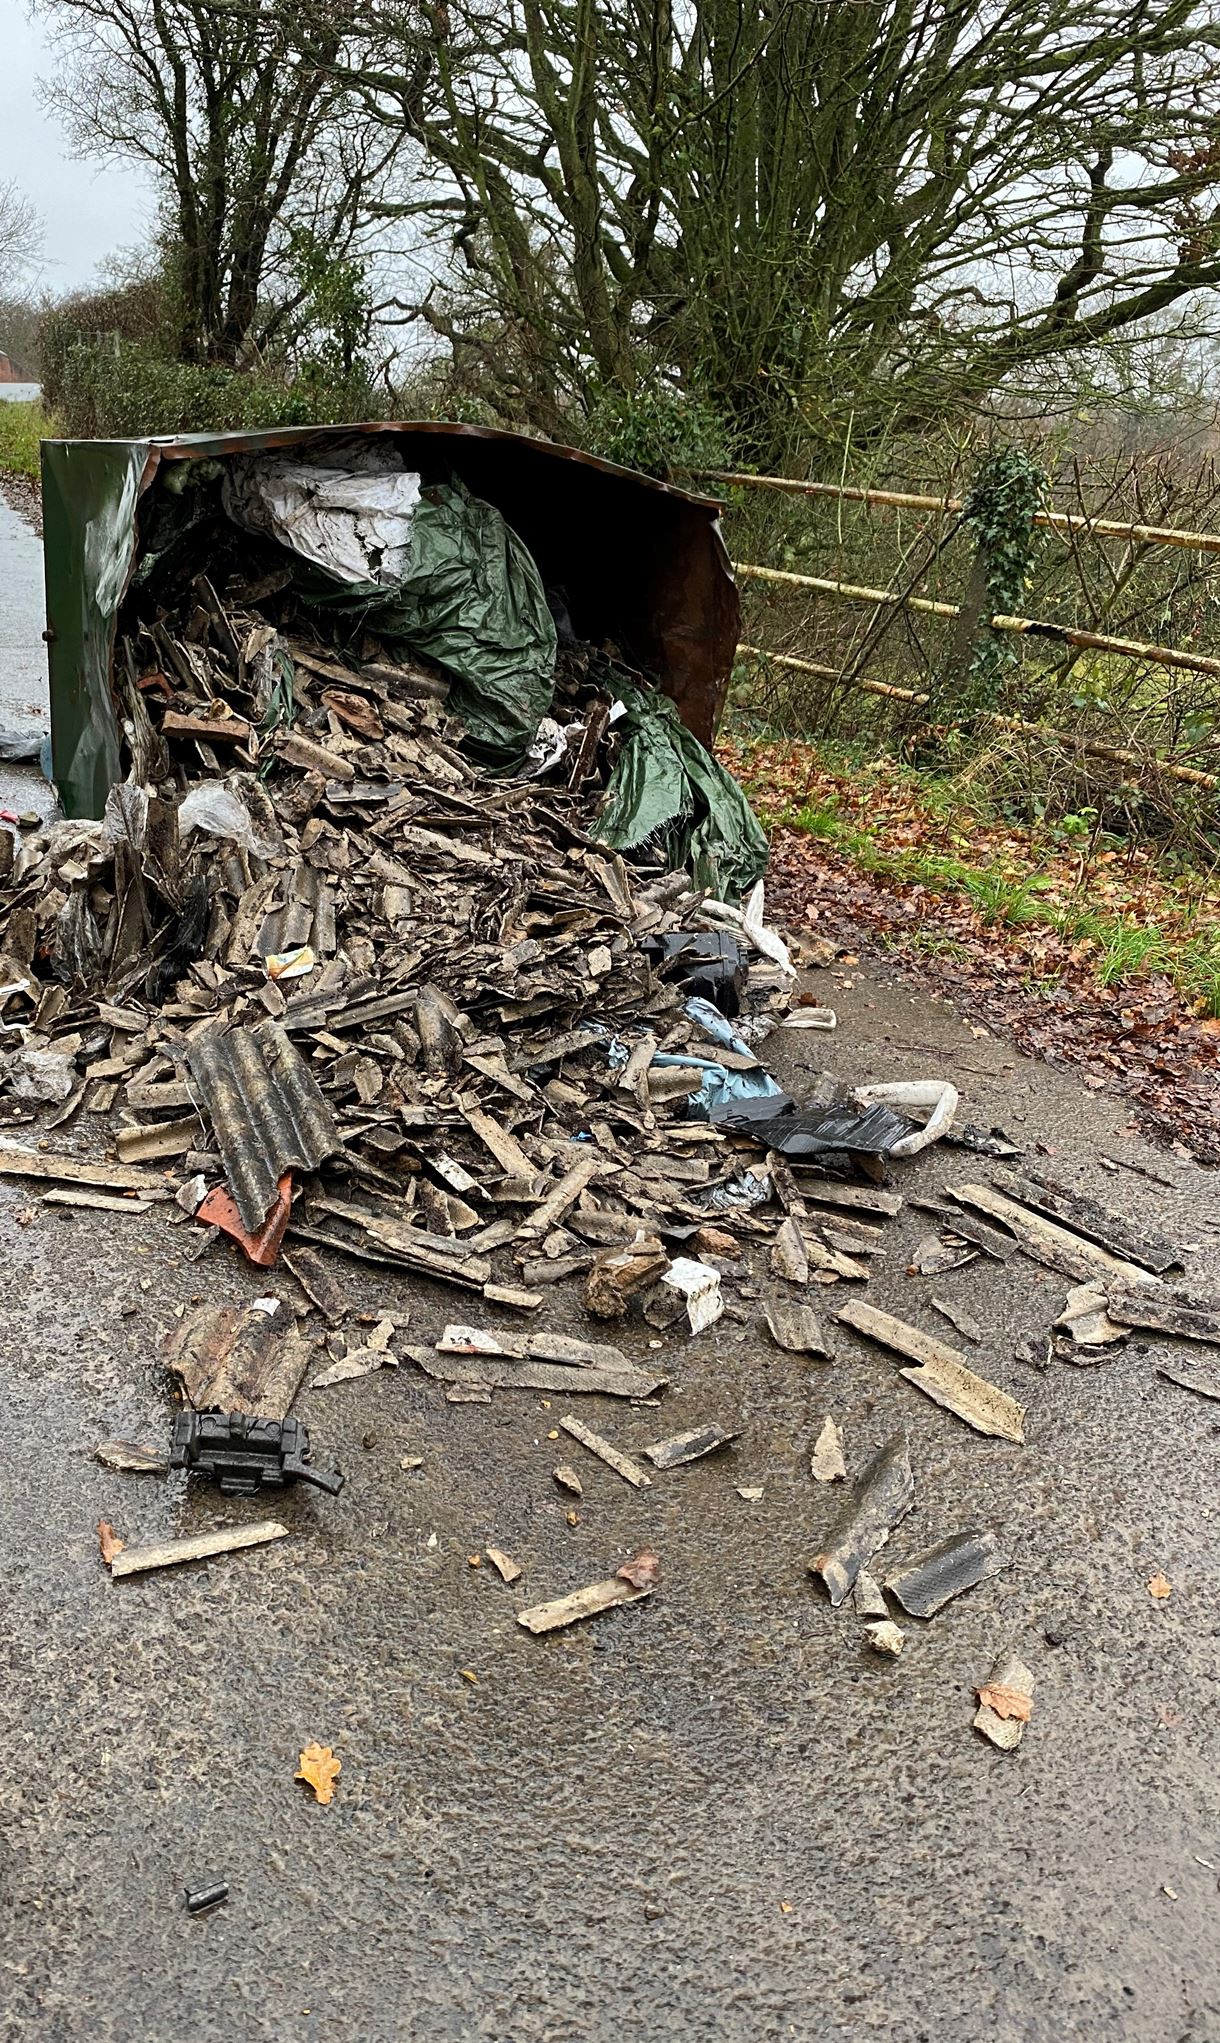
[0,398,45,478]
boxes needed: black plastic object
[710,1097,916,1157]
[641,930,747,1016]
[169,1408,343,1497]
[185,1876,230,1916]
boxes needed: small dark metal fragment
[886,1528,1010,1618]
[185,1876,229,1916]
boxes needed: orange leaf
[296,1742,341,1804]
[1148,1571,1173,1600]
[976,1683,1033,1722]
[617,1547,662,1591]
[97,1519,124,1567]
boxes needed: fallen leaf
[460,1667,479,1684]
[296,1742,341,1804]
[975,1683,1033,1722]
[617,1547,661,1590]
[97,1519,125,1566]
[1148,1571,1173,1600]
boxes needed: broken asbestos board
[283,1246,351,1325]
[793,1182,903,1219]
[1106,1282,1220,1347]
[1055,1281,1129,1351]
[402,1346,666,1400]
[517,1574,653,1635]
[109,1519,288,1578]
[115,1117,201,1163]
[1157,1358,1220,1401]
[947,1182,1152,1287]
[42,1189,154,1215]
[0,1146,170,1197]
[993,1166,1184,1275]
[643,1425,738,1469]
[973,1651,1034,1752]
[886,1528,1010,1618]
[835,1299,1026,1444]
[810,1415,846,1483]
[559,1415,652,1487]
[514,1152,609,1242]
[808,1436,914,1607]
[164,1299,313,1421]
[763,1301,834,1359]
[852,1569,889,1620]
[462,1108,542,1191]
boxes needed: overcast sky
[2,0,154,291]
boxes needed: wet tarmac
[3,960,1220,2040]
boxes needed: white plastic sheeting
[222,448,422,586]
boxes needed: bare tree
[0,181,42,298]
[378,0,1220,455]
[38,0,430,365]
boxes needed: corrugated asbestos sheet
[186,1018,340,1230]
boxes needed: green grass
[788,797,1220,1015]
[0,397,44,477]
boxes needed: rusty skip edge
[186,1018,341,1233]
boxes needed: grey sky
[1,0,154,291]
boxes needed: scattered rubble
[886,1529,1009,1618]
[865,1620,905,1657]
[973,1654,1034,1751]
[107,1518,289,1578]
[808,1437,915,1608]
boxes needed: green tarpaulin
[597,684,768,902]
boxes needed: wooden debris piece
[558,1414,652,1488]
[517,1571,654,1635]
[886,1528,1010,1618]
[808,1436,914,1607]
[810,1415,846,1482]
[763,1300,834,1358]
[835,1299,1026,1443]
[643,1425,738,1469]
[973,1652,1034,1751]
[109,1519,289,1578]
[947,1182,1151,1285]
[163,1299,313,1421]
[485,1546,521,1583]
[1107,1282,1220,1347]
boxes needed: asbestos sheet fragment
[770,1215,809,1284]
[186,1018,340,1233]
[835,1299,1025,1443]
[808,1436,915,1608]
[283,1246,351,1325]
[931,1295,982,1344]
[948,1183,1150,1286]
[517,1552,659,1634]
[1106,1283,1220,1347]
[643,1425,738,1469]
[310,1348,386,1388]
[109,1518,289,1579]
[559,1415,652,1488]
[95,1439,167,1474]
[886,1528,1010,1618]
[764,1301,834,1359]
[1055,1281,1128,1352]
[659,1256,723,1333]
[584,1234,670,1317]
[403,1346,666,1400]
[993,1166,1185,1274]
[810,1416,846,1483]
[163,1298,313,1421]
[973,1652,1034,1751]
[852,1569,888,1620]
[485,1546,521,1583]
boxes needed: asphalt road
[0,486,54,818]
[2,957,1219,2041]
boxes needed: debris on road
[1156,1357,1220,1402]
[886,1528,1010,1617]
[558,1415,652,1488]
[764,1300,834,1358]
[973,1655,1035,1750]
[553,1464,583,1496]
[1106,1283,1220,1346]
[97,1519,125,1566]
[108,1518,289,1578]
[852,1569,889,1619]
[184,1876,230,1917]
[931,1295,982,1344]
[164,1298,314,1422]
[296,1742,341,1805]
[169,1409,343,1497]
[1054,1281,1128,1354]
[643,1424,738,1469]
[992,1167,1185,1274]
[657,1255,724,1333]
[94,1439,166,1473]
[485,1546,521,1583]
[865,1620,905,1657]
[835,1299,1026,1442]
[810,1416,846,1482]
[1148,1571,1173,1600]
[517,1552,660,1633]
[808,1436,915,1607]
[947,1183,1150,1285]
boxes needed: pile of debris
[5,440,1219,1750]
